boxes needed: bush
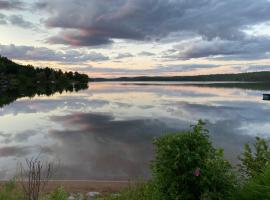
[233,166,270,200]
[152,120,236,200]
[0,180,23,200]
[238,137,270,179]
[97,181,159,200]
[41,187,68,200]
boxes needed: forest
[0,55,89,87]
[91,71,270,82]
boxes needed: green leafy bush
[238,137,270,179]
[152,120,236,200]
[0,180,23,200]
[233,166,270,200]
[41,187,68,200]
[97,181,159,200]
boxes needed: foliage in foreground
[152,120,236,200]
[238,137,270,179]
[233,166,270,200]
[96,182,159,200]
[0,184,68,200]
[0,180,23,200]
[41,187,68,200]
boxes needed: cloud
[114,53,134,59]
[48,112,176,179]
[48,30,114,46]
[0,44,109,62]
[0,14,7,24]
[36,0,270,48]
[166,36,270,60]
[0,14,35,29]
[0,130,36,144]
[248,65,270,71]
[138,51,155,56]
[0,146,30,157]
[0,0,23,10]
[8,15,35,29]
[78,64,219,76]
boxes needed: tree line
[0,55,89,87]
[91,71,270,82]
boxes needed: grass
[0,180,23,200]
[95,181,160,200]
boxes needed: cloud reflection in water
[0,82,269,180]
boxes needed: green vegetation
[0,55,89,87]
[238,137,270,179]
[92,71,270,82]
[0,183,68,200]
[97,182,159,200]
[152,120,236,200]
[232,137,270,200]
[2,121,270,200]
[0,55,89,107]
[0,180,23,200]
[233,167,270,200]
[41,187,68,200]
[97,122,270,200]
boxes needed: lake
[0,82,270,180]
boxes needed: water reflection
[0,82,269,180]
[0,83,88,108]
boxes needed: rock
[68,191,101,200]
[68,193,84,200]
[87,191,100,198]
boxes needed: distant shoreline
[90,71,270,82]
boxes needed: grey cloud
[138,51,155,56]
[231,64,270,72]
[0,131,36,144]
[167,37,270,60]
[0,13,7,24]
[0,14,35,29]
[0,0,23,10]
[0,146,30,157]
[48,31,114,46]
[13,131,36,143]
[9,15,35,28]
[49,112,177,179]
[84,51,109,62]
[0,44,109,62]
[115,53,134,59]
[36,0,270,48]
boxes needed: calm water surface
[0,82,270,180]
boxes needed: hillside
[91,71,270,82]
[0,55,89,107]
[0,55,89,87]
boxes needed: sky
[1,0,270,77]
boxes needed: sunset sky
[1,0,270,77]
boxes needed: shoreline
[0,180,133,194]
